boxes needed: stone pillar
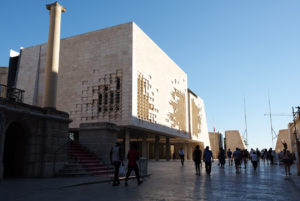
[125,130,130,157]
[188,144,193,160]
[184,143,188,161]
[44,2,66,108]
[166,137,171,161]
[155,135,160,161]
[142,135,148,158]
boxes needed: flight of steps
[58,142,114,177]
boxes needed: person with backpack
[281,142,292,176]
[250,151,258,171]
[110,142,123,186]
[203,146,213,175]
[193,145,202,175]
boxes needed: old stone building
[0,2,71,179]
[12,22,210,162]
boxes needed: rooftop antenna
[243,97,248,147]
[267,92,277,148]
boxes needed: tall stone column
[188,144,193,160]
[166,137,171,161]
[155,135,160,161]
[142,135,148,158]
[184,143,188,161]
[44,2,66,108]
[125,130,130,157]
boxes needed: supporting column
[125,130,130,157]
[166,137,171,161]
[44,2,66,108]
[155,135,160,161]
[142,135,148,158]
[184,143,188,161]
[188,144,193,160]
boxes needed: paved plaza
[1,161,300,201]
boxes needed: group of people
[110,142,143,186]
[190,145,295,176]
[110,142,295,186]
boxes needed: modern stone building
[275,129,292,153]
[225,130,246,152]
[12,22,210,162]
[208,132,223,159]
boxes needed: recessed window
[110,92,114,104]
[99,93,102,105]
[116,92,120,103]
[104,93,108,104]
[116,77,121,89]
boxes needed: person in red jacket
[125,144,143,186]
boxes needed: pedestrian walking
[179,147,185,166]
[268,148,274,165]
[110,142,123,186]
[203,146,213,175]
[281,142,292,176]
[250,151,258,171]
[218,148,226,168]
[125,144,143,186]
[193,145,202,175]
[227,149,233,166]
[233,148,242,173]
[242,149,249,169]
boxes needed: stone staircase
[58,141,113,177]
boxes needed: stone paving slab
[0,161,300,201]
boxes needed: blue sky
[1,0,299,149]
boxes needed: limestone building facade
[209,132,223,159]
[275,129,292,153]
[225,130,246,152]
[13,22,210,162]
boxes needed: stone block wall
[188,90,210,148]
[16,22,133,128]
[79,122,119,164]
[225,130,246,152]
[275,129,291,153]
[209,132,220,159]
[0,100,70,179]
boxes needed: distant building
[275,129,292,153]
[225,130,246,152]
[209,132,223,159]
[0,67,8,85]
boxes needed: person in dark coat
[125,144,143,186]
[193,145,202,175]
[203,146,213,175]
[218,148,226,168]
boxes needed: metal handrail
[0,84,25,103]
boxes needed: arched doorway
[3,122,28,178]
